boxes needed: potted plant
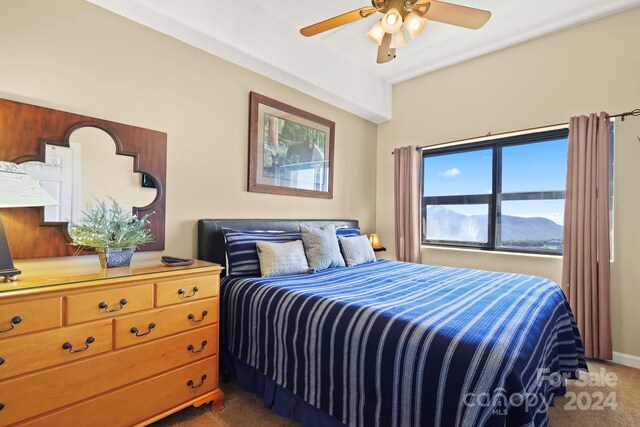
[69,198,154,268]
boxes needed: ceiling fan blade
[377,33,396,64]
[417,0,491,30]
[300,7,377,37]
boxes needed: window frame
[421,128,570,255]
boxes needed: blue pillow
[223,228,301,276]
[336,227,361,238]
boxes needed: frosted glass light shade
[0,161,59,208]
[381,8,403,34]
[366,21,385,46]
[391,30,407,48]
[404,12,427,38]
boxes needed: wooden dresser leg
[192,388,225,412]
[210,388,226,413]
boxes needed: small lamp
[368,234,386,252]
[0,161,59,281]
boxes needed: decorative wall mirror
[0,98,167,259]
[22,127,157,224]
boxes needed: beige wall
[376,7,640,358]
[3,1,638,358]
[1,0,377,270]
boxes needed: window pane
[423,149,492,197]
[425,205,489,244]
[497,200,564,253]
[501,138,567,193]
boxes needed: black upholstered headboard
[197,219,359,276]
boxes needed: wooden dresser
[0,259,225,426]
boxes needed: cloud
[439,168,461,177]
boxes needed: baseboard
[612,351,640,369]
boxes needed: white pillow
[256,240,312,278]
[338,235,376,267]
[300,224,346,271]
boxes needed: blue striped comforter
[221,259,587,427]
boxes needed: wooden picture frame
[248,92,335,199]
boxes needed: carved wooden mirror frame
[0,98,167,259]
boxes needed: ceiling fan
[300,0,491,64]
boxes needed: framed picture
[141,173,157,189]
[248,92,335,199]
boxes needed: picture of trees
[261,113,328,191]
[248,92,335,199]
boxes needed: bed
[198,219,587,427]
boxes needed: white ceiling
[88,0,640,123]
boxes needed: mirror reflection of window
[22,143,79,222]
[22,127,157,223]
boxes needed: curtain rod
[391,108,640,155]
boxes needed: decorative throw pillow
[300,224,346,271]
[336,227,361,238]
[222,228,301,276]
[338,235,376,267]
[256,240,312,278]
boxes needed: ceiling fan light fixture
[404,11,427,38]
[298,1,493,65]
[381,8,403,34]
[390,30,407,49]
[366,21,385,46]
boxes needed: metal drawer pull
[178,286,199,298]
[187,374,207,389]
[0,315,22,333]
[0,357,4,365]
[187,340,208,354]
[0,402,4,411]
[187,311,208,323]
[62,336,96,353]
[130,322,156,336]
[98,298,128,313]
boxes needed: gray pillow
[256,240,312,278]
[300,224,346,271]
[339,235,376,267]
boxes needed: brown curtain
[562,112,612,360]
[394,146,421,263]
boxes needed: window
[422,129,570,255]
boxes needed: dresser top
[1,259,222,296]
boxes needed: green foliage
[69,198,154,249]
[281,120,326,149]
[500,240,563,252]
[264,113,326,150]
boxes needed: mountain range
[426,206,563,243]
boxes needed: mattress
[221,259,587,427]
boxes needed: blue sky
[423,138,568,224]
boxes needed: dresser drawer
[155,274,218,307]
[22,356,219,427]
[0,326,218,425]
[114,298,217,349]
[0,298,61,339]
[66,283,153,324]
[0,320,112,381]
